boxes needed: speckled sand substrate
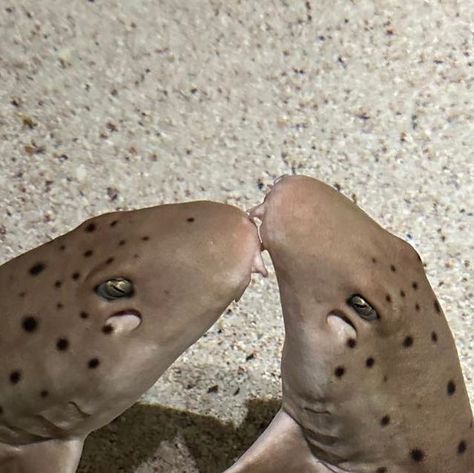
[0,1,472,472]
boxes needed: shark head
[228,175,472,473]
[0,200,266,472]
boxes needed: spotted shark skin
[225,176,473,473]
[0,201,266,473]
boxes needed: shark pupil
[347,295,378,321]
[96,278,134,300]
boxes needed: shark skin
[226,175,473,473]
[0,201,266,473]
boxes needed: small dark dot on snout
[118,240,126,246]
[412,281,418,290]
[434,300,442,314]
[347,338,357,348]
[80,311,89,319]
[334,366,345,378]
[400,289,406,297]
[403,336,414,348]
[88,358,100,369]
[376,468,387,473]
[141,236,150,241]
[105,257,114,264]
[447,380,456,396]
[380,415,390,426]
[102,325,114,334]
[410,449,425,462]
[415,303,420,311]
[366,357,375,368]
[458,440,467,455]
[0,406,3,415]
[9,371,21,384]
[22,316,38,333]
[431,331,438,343]
[29,262,45,276]
[110,220,118,227]
[56,338,69,351]
[56,302,63,310]
[385,294,392,303]
[85,223,96,232]
[390,264,396,272]
[72,272,80,280]
[54,280,62,288]
[83,250,93,258]
[40,390,49,398]
[187,217,195,223]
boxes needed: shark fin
[224,409,325,473]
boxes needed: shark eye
[96,278,134,300]
[348,295,378,321]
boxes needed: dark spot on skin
[334,366,345,378]
[110,220,118,227]
[415,303,420,311]
[59,244,66,251]
[105,257,114,264]
[84,250,93,257]
[400,289,406,298]
[458,440,467,455]
[376,468,387,473]
[385,294,392,303]
[403,336,414,347]
[383,375,388,383]
[0,406,3,415]
[18,291,26,298]
[29,262,45,276]
[72,272,80,280]
[371,257,377,264]
[56,338,69,351]
[10,371,21,384]
[412,281,418,290]
[390,265,396,272]
[366,357,375,368]
[54,280,62,288]
[102,325,114,334]
[187,217,195,223]
[80,311,89,319]
[380,415,390,426]
[447,380,456,396]
[410,449,425,462]
[347,338,357,348]
[22,316,38,332]
[431,331,438,343]
[40,390,49,398]
[141,236,150,241]
[119,240,126,246]
[88,358,100,369]
[56,303,63,310]
[434,300,441,314]
[85,223,96,232]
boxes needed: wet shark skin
[0,200,265,472]
[227,175,473,473]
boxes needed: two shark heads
[0,175,471,473]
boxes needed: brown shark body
[225,176,473,473]
[0,201,265,473]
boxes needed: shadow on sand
[78,398,280,473]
